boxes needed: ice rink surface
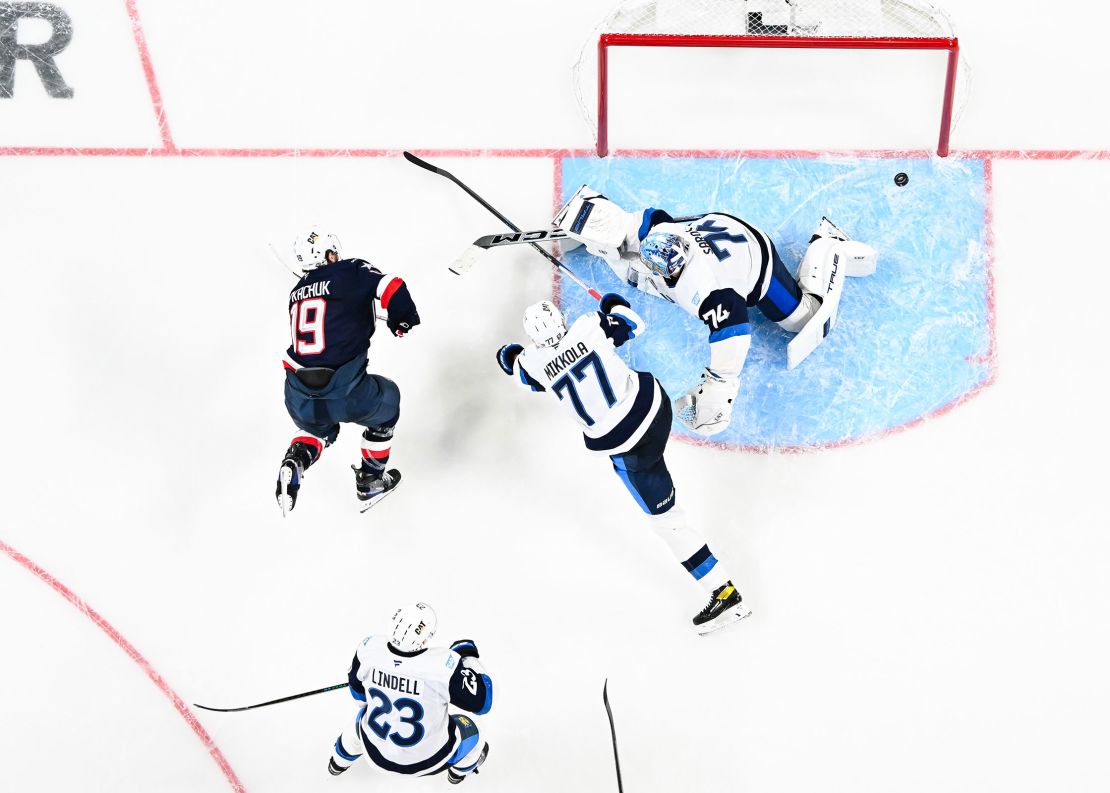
[2,1,1109,792]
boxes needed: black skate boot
[352,465,402,513]
[275,441,316,515]
[327,758,349,776]
[692,581,752,636]
[447,742,489,784]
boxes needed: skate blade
[278,467,294,517]
[695,605,753,637]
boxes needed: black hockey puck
[894,172,909,187]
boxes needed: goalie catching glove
[675,369,740,437]
[553,184,640,266]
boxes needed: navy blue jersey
[284,258,418,371]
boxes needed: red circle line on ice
[0,538,247,793]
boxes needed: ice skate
[447,742,489,784]
[275,441,316,516]
[353,465,402,513]
[693,582,752,636]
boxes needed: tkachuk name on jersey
[543,341,591,381]
[290,281,331,302]
[368,668,422,696]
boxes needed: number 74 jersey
[516,305,663,456]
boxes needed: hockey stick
[603,679,625,793]
[402,151,602,301]
[193,682,346,713]
[471,228,568,249]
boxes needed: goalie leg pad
[785,239,877,368]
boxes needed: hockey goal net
[573,0,963,156]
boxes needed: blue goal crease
[557,155,991,449]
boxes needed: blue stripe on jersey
[583,372,655,452]
[519,367,544,392]
[476,674,493,715]
[764,274,802,317]
[448,733,481,767]
[708,323,751,343]
[335,737,361,762]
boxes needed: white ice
[1,1,1109,792]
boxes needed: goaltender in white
[553,186,878,437]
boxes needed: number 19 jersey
[516,305,662,456]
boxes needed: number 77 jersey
[516,305,663,456]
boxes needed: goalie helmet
[639,232,691,279]
[523,300,566,347]
[389,602,437,653]
[292,229,341,273]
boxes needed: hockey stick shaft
[193,682,346,713]
[603,679,625,793]
[473,228,568,249]
[402,151,602,301]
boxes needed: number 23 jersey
[348,636,492,774]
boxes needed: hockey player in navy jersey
[554,187,878,437]
[497,296,750,634]
[276,228,421,514]
[328,603,492,783]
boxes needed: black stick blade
[603,678,625,793]
[402,151,438,173]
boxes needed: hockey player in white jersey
[328,603,492,783]
[497,296,751,633]
[553,186,878,437]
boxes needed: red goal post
[577,1,963,157]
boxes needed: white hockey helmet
[639,232,690,279]
[523,300,566,348]
[292,228,342,273]
[389,602,437,653]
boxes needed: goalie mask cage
[573,0,962,157]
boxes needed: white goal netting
[572,0,967,151]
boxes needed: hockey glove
[450,639,480,659]
[496,344,523,375]
[674,369,740,437]
[387,311,420,338]
[600,292,631,314]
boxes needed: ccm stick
[402,151,601,301]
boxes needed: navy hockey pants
[610,392,676,516]
[284,355,400,444]
[751,238,805,323]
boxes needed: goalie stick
[603,679,625,793]
[402,151,602,301]
[193,682,346,713]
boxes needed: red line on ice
[125,0,175,152]
[0,538,247,793]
